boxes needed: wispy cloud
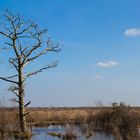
[124,28,140,36]
[97,61,119,68]
[93,75,103,80]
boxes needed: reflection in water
[31,125,114,140]
[7,125,114,140]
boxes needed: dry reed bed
[0,108,19,138]
[1,107,140,140]
[26,108,95,126]
[85,107,140,140]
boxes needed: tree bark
[18,59,27,132]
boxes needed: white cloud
[93,75,103,80]
[97,61,119,68]
[124,28,140,36]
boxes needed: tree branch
[0,31,12,39]
[9,58,18,71]
[23,112,29,116]
[24,62,57,80]
[0,76,18,84]
[6,74,18,79]
[10,98,20,103]
[26,45,60,63]
[8,86,20,97]
[25,101,31,107]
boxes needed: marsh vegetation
[0,103,140,140]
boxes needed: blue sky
[0,0,140,107]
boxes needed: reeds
[0,102,19,138]
[85,104,140,140]
[26,108,88,126]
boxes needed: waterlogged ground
[31,125,115,140]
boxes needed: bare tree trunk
[18,60,27,132]
[19,93,27,132]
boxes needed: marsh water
[30,125,115,140]
[8,125,115,140]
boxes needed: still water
[30,125,115,140]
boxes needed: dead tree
[0,11,60,132]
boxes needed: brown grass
[0,107,19,138]
[26,108,93,126]
[1,106,140,140]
